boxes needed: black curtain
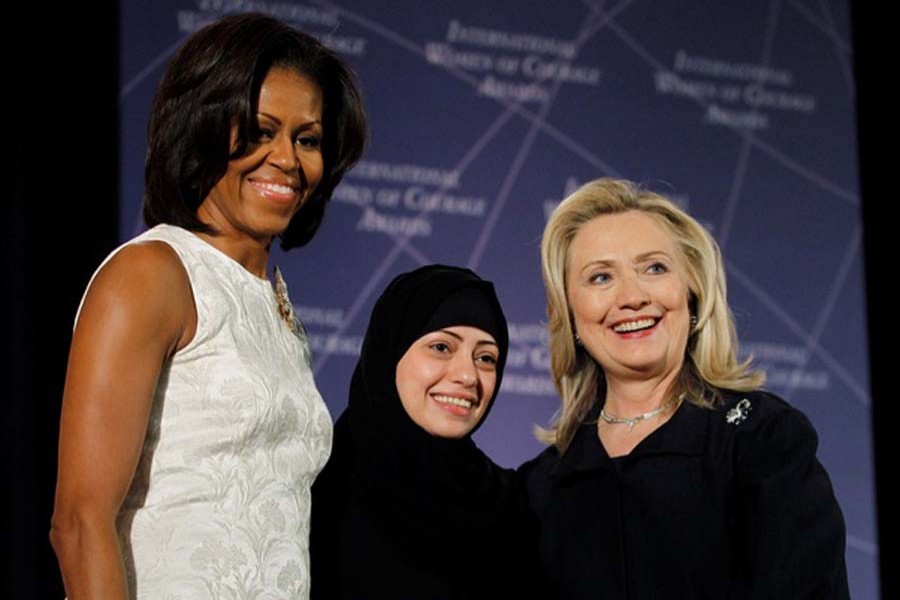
[852,3,892,599]
[4,3,118,597]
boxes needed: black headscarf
[312,265,538,598]
[347,264,508,444]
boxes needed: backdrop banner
[121,1,875,596]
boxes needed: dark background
[5,2,890,599]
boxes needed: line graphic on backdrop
[602,15,858,205]
[467,10,609,271]
[847,533,878,556]
[311,0,631,175]
[818,0,855,94]
[718,0,783,251]
[786,0,853,52]
[781,225,862,404]
[120,37,186,99]
[727,260,869,407]
[465,75,564,271]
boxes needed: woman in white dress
[50,13,367,599]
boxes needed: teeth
[434,395,473,409]
[256,182,295,194]
[613,318,656,333]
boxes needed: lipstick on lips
[249,178,300,204]
[611,316,659,338]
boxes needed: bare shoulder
[98,239,188,288]
[77,240,195,354]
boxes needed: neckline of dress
[167,225,275,289]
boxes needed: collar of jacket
[551,397,710,479]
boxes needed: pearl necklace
[599,395,683,431]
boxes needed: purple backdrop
[120,1,876,596]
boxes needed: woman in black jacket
[521,178,848,599]
[312,264,541,599]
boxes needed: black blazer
[520,390,849,600]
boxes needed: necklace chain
[599,395,683,431]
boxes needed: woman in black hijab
[311,264,541,599]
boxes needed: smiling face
[198,67,324,244]
[395,326,500,439]
[566,211,692,384]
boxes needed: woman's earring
[574,331,583,346]
[690,314,698,327]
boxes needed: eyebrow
[580,250,674,271]
[436,329,498,347]
[636,251,673,262]
[257,112,322,127]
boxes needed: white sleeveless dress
[78,224,332,599]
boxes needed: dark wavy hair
[143,12,368,249]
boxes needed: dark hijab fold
[312,265,536,597]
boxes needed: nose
[268,133,300,172]
[616,272,650,309]
[449,353,478,388]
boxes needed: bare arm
[50,241,195,600]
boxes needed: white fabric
[78,224,332,599]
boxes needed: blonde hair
[538,178,763,452]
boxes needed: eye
[646,262,669,274]
[589,271,611,285]
[428,342,451,354]
[252,125,275,142]
[296,134,321,149]
[476,354,498,368]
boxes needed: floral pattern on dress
[89,225,333,599]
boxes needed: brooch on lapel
[725,398,753,425]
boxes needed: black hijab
[347,263,508,445]
[312,265,537,598]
